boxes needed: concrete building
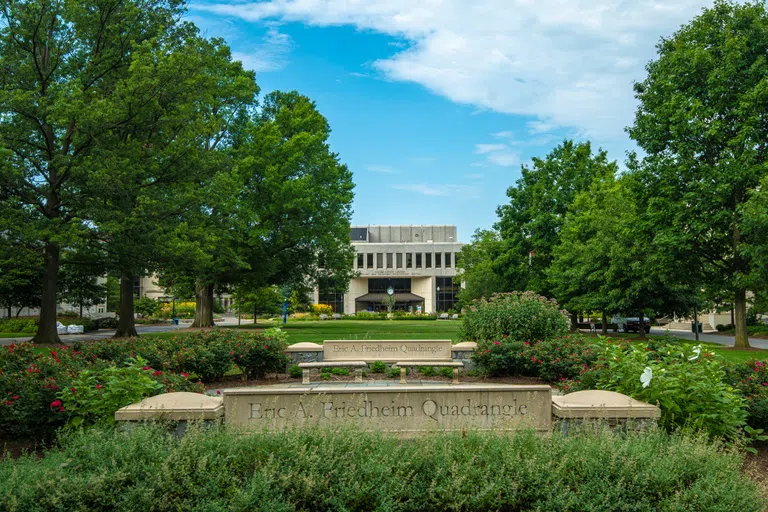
[314,225,464,314]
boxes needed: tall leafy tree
[455,229,505,307]
[0,238,42,318]
[0,0,185,343]
[495,140,617,315]
[58,255,106,318]
[628,0,768,348]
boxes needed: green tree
[0,0,185,343]
[58,256,107,318]
[0,237,42,318]
[628,0,768,348]
[495,140,618,322]
[133,297,159,318]
[455,229,505,307]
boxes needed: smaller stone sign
[323,339,452,362]
[224,384,551,433]
[115,392,223,421]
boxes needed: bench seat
[297,361,367,384]
[394,361,464,384]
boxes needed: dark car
[624,317,652,333]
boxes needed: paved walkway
[0,316,254,345]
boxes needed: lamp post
[436,286,440,314]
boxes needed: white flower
[688,345,702,361]
[640,367,653,388]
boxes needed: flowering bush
[58,357,164,428]
[460,291,568,342]
[472,335,598,380]
[312,304,333,315]
[724,360,768,430]
[568,341,746,439]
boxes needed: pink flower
[70,387,76,393]
[95,384,103,390]
[180,372,189,378]
[217,390,221,395]
[152,370,162,376]
[142,366,151,370]
[50,400,62,407]
[494,341,500,346]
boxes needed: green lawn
[0,333,28,338]
[233,319,464,343]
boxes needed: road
[590,327,768,350]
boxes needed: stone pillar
[451,341,477,372]
[285,342,324,370]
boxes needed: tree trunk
[31,243,61,344]
[253,303,258,326]
[114,271,138,338]
[601,311,608,335]
[16,307,22,317]
[731,306,735,328]
[6,305,11,318]
[79,303,83,318]
[637,311,646,340]
[570,311,578,332]
[191,282,215,328]
[734,288,750,349]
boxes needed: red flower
[180,372,189,378]
[50,400,62,407]
[143,366,151,370]
[216,390,221,395]
[531,356,536,362]
[152,370,162,376]
[70,387,76,393]
[50,350,57,357]
[494,341,500,346]
[12,395,19,400]
[96,384,103,390]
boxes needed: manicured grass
[0,333,28,338]
[234,319,464,343]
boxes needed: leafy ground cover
[1,425,763,512]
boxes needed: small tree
[134,297,160,318]
[382,294,397,315]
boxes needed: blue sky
[188,0,716,242]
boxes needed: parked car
[624,317,652,333]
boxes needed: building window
[318,283,345,313]
[369,278,411,293]
[444,252,452,268]
[386,253,393,268]
[435,252,442,268]
[425,253,432,268]
[367,253,374,268]
[436,277,459,312]
[376,253,383,269]
[357,253,364,269]
[416,253,422,268]
[396,253,402,268]
[406,253,413,268]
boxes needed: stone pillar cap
[285,342,324,352]
[452,342,477,350]
[552,390,660,419]
[115,392,223,421]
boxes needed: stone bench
[395,361,464,384]
[298,361,368,384]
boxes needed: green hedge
[0,426,762,511]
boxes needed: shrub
[724,360,768,430]
[460,291,568,342]
[94,317,118,329]
[288,365,302,378]
[58,357,163,428]
[369,361,386,374]
[419,366,437,377]
[343,311,387,320]
[134,297,160,318]
[0,317,37,334]
[0,342,202,438]
[472,335,597,381]
[0,426,762,511]
[330,368,350,376]
[388,366,407,378]
[312,304,333,316]
[393,313,438,321]
[438,367,454,378]
[158,301,195,319]
[573,342,746,439]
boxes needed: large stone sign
[224,384,552,433]
[323,339,452,362]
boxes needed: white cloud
[193,0,715,142]
[492,131,515,139]
[367,164,399,174]
[474,142,520,167]
[465,173,483,180]
[392,183,478,198]
[474,143,507,155]
[231,27,293,72]
[527,120,556,134]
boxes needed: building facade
[315,225,464,314]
